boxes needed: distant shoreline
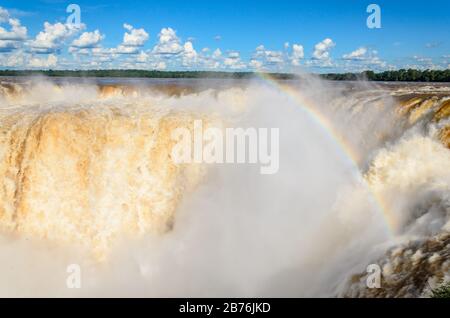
[0,69,449,82]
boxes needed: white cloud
[0,40,20,52]
[312,38,335,60]
[366,56,385,67]
[150,27,202,68]
[84,47,118,65]
[0,18,27,41]
[0,7,10,23]
[255,45,265,57]
[265,50,284,64]
[153,27,183,55]
[339,48,388,72]
[0,7,27,52]
[154,61,166,70]
[29,22,82,53]
[116,45,140,54]
[343,47,367,60]
[0,10,427,73]
[214,35,221,41]
[28,54,58,68]
[0,50,25,67]
[92,47,115,57]
[136,51,149,63]
[212,48,222,59]
[228,51,240,59]
[223,51,246,69]
[183,41,197,58]
[291,44,304,66]
[292,44,304,59]
[182,41,198,66]
[78,24,148,58]
[413,55,432,63]
[249,59,263,69]
[71,30,104,48]
[122,24,149,47]
[406,55,437,70]
[195,47,223,69]
[251,45,286,69]
[425,42,441,48]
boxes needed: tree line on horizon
[321,69,450,82]
[0,68,449,82]
[0,69,293,80]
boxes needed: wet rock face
[396,94,450,149]
[440,126,450,148]
[343,233,450,298]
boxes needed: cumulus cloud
[312,38,335,60]
[150,27,201,68]
[255,45,265,56]
[122,24,149,47]
[182,41,198,66]
[339,48,388,72]
[0,7,27,52]
[105,24,150,55]
[0,7,9,23]
[153,61,166,70]
[91,47,116,57]
[212,48,222,59]
[343,47,367,60]
[0,7,433,73]
[265,51,284,64]
[407,55,438,70]
[116,45,140,54]
[29,22,82,53]
[0,49,25,67]
[291,44,304,66]
[0,40,20,52]
[224,51,246,69]
[413,55,433,63]
[136,51,149,63]
[122,50,166,70]
[249,59,263,69]
[0,18,27,41]
[251,44,286,70]
[195,47,223,69]
[28,54,58,68]
[71,30,104,48]
[153,27,183,55]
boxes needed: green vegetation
[430,282,450,298]
[322,69,450,82]
[0,68,449,82]
[0,69,294,80]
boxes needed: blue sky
[0,0,449,72]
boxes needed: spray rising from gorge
[0,76,449,297]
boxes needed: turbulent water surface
[0,76,449,297]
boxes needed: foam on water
[0,77,448,297]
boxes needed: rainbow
[254,72,397,236]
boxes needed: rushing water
[0,76,448,297]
